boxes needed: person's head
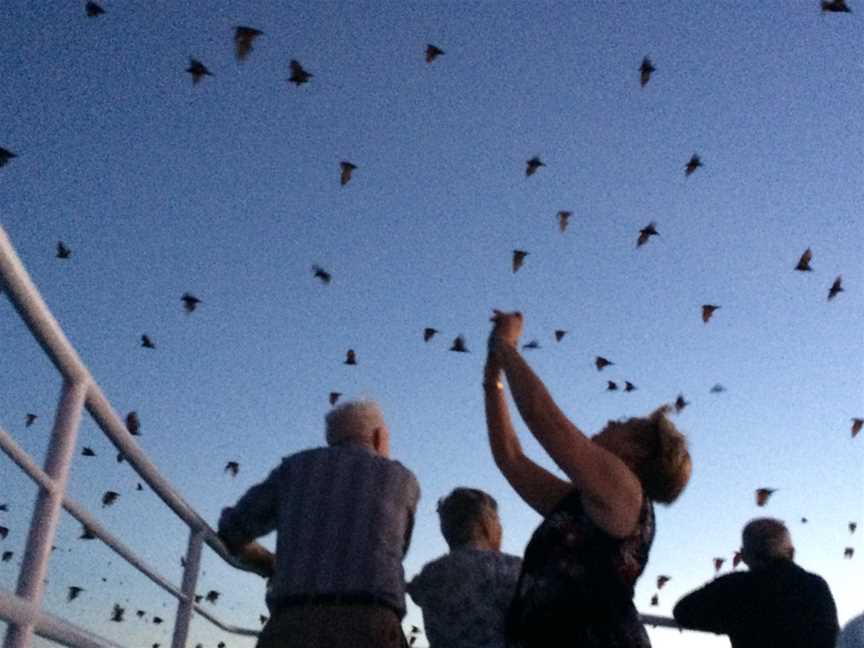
[593,405,691,504]
[437,487,502,551]
[325,400,390,457]
[741,518,794,568]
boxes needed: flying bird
[181,293,201,313]
[152,617,163,625]
[234,26,263,61]
[56,242,71,259]
[102,491,120,508]
[710,384,726,394]
[650,594,659,606]
[1,551,12,562]
[523,340,540,350]
[136,610,146,619]
[850,522,857,534]
[821,0,852,11]
[205,590,220,603]
[525,156,545,177]
[67,586,84,602]
[801,517,809,524]
[224,461,239,477]
[607,381,619,392]
[637,222,658,247]
[116,452,126,463]
[259,615,268,625]
[828,276,843,301]
[312,265,332,284]
[82,447,96,457]
[713,557,725,573]
[850,418,862,438]
[450,335,469,353]
[844,547,854,559]
[288,60,312,86]
[0,504,7,512]
[186,59,213,85]
[0,526,8,540]
[595,356,614,371]
[339,161,357,186]
[512,249,528,273]
[423,328,439,342]
[84,2,105,17]
[25,413,37,427]
[624,381,637,392]
[702,305,720,323]
[329,392,341,406]
[425,44,444,63]
[0,147,16,167]
[657,575,670,589]
[111,604,125,622]
[794,248,813,272]
[136,482,143,491]
[685,154,703,176]
[558,211,572,233]
[755,488,776,507]
[554,330,567,342]
[639,56,655,87]
[79,526,95,540]
[674,394,689,413]
[125,411,140,436]
[344,349,357,365]
[141,335,155,349]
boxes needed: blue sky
[1,2,862,647]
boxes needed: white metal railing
[0,225,260,648]
[0,224,689,647]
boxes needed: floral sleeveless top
[506,489,655,648]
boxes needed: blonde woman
[483,311,691,648]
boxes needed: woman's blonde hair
[629,405,692,504]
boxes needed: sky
[1,1,862,647]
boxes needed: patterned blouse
[408,547,523,648]
[506,489,655,648]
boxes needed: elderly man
[218,400,421,648]
[673,517,838,648]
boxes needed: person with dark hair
[218,400,421,648]
[673,517,839,648]
[408,487,521,648]
[483,311,692,648]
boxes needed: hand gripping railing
[0,224,689,647]
[0,225,260,648]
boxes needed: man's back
[673,560,838,648]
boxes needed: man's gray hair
[742,517,794,563]
[325,400,386,447]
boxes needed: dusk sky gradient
[1,2,862,647]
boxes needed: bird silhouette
[181,293,201,313]
[844,547,854,558]
[450,335,469,353]
[794,248,813,272]
[186,59,213,85]
[852,418,863,438]
[657,575,670,589]
[340,161,357,186]
[57,242,71,259]
[329,392,341,406]
[525,156,545,177]
[423,328,439,342]
[512,250,528,273]
[674,394,689,413]
[312,265,332,284]
[84,2,105,17]
[344,349,357,365]
[234,26,263,61]
[558,211,572,233]
[523,340,540,350]
[67,586,84,602]
[850,522,857,534]
[710,384,726,394]
[288,60,312,85]
[607,381,619,392]
[79,526,96,540]
[0,526,8,540]
[755,488,776,507]
[828,276,843,300]
[821,0,852,11]
[713,557,725,573]
[595,356,614,371]
[650,593,659,606]
[425,44,444,63]
[111,604,125,622]
[639,57,655,87]
[702,305,720,323]
[0,147,16,167]
[224,461,239,477]
[685,154,703,176]
[125,411,140,436]
[637,222,658,247]
[141,335,155,349]
[25,413,37,427]
[624,381,637,392]
[205,590,220,603]
[554,330,567,342]
[102,491,120,508]
[1,551,13,563]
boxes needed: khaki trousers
[256,602,405,648]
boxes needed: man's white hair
[325,400,386,447]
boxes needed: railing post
[3,380,88,648]
[171,528,205,648]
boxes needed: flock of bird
[0,1,859,646]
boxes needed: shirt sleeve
[402,472,421,555]
[673,574,744,634]
[217,463,282,551]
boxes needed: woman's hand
[489,310,524,349]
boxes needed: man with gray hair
[218,400,421,648]
[673,517,838,648]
